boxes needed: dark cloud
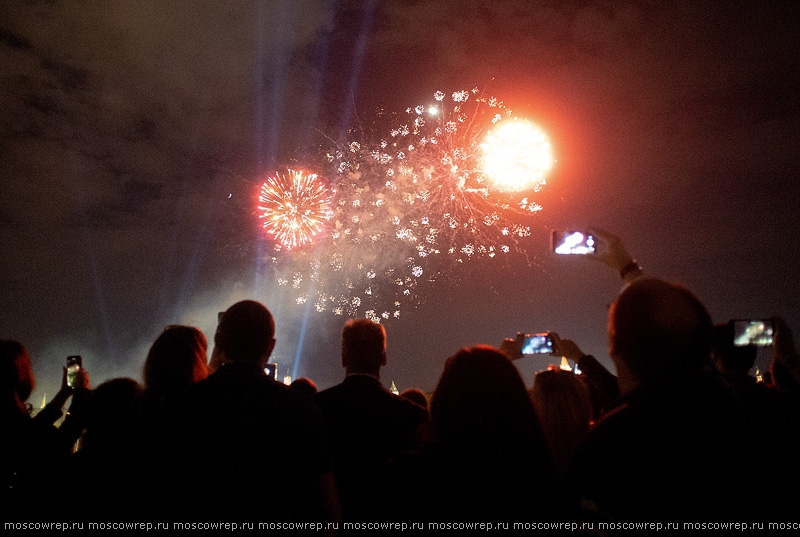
[40,56,90,93]
[0,26,32,50]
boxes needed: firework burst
[258,170,332,249]
[259,89,553,321]
[266,168,417,322]
[480,119,553,191]
[372,89,550,263]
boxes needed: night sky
[2,1,799,401]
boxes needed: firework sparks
[258,170,332,249]
[265,165,421,321]
[260,89,552,322]
[373,88,548,264]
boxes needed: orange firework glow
[258,170,332,249]
[480,119,553,191]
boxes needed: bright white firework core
[480,119,553,191]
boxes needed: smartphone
[521,333,553,354]
[551,230,595,255]
[66,355,82,388]
[264,363,277,380]
[732,320,774,347]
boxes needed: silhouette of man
[168,300,338,522]
[710,321,800,517]
[316,319,427,520]
[570,278,754,520]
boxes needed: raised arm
[549,332,621,414]
[587,226,642,284]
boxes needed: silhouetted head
[341,319,386,376]
[84,377,142,447]
[400,388,429,410]
[144,325,208,398]
[289,377,317,396]
[711,322,757,374]
[529,365,593,475]
[0,340,35,411]
[529,365,592,431]
[609,278,712,390]
[215,300,276,365]
[431,346,560,518]
[431,345,541,452]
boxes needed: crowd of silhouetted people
[3,230,800,529]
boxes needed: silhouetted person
[290,377,318,397]
[529,365,593,479]
[709,322,773,411]
[400,388,429,410]
[134,326,210,514]
[400,388,432,450]
[1,340,89,518]
[166,300,338,523]
[502,332,620,418]
[316,319,428,521]
[711,320,800,517]
[2,340,51,518]
[70,377,143,518]
[770,317,800,396]
[570,278,755,520]
[392,346,561,520]
[141,325,208,417]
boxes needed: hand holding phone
[499,333,525,360]
[547,332,586,362]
